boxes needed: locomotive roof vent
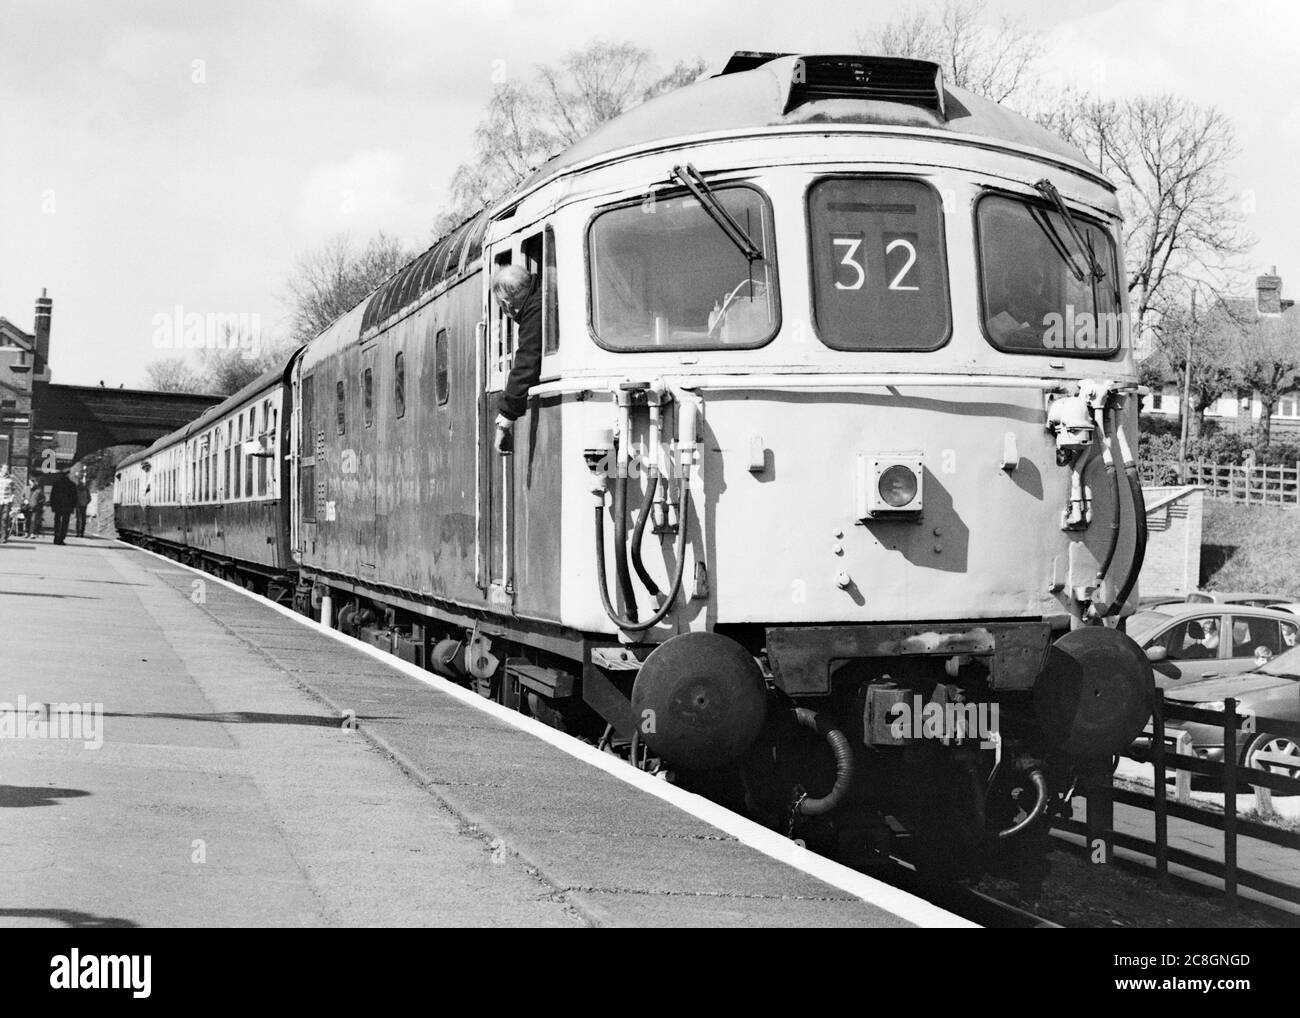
[785,54,945,118]
[718,52,945,118]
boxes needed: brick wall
[1140,486,1204,596]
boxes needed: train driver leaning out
[490,264,544,455]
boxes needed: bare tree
[1236,312,1300,455]
[858,0,1040,105]
[143,357,207,393]
[440,42,707,228]
[1044,93,1252,338]
[284,232,413,346]
[1155,294,1241,456]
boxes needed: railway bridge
[1,290,221,482]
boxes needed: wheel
[1244,734,1300,779]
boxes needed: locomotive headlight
[878,465,918,507]
[857,454,924,519]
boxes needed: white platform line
[124,541,977,928]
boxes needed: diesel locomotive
[117,52,1155,872]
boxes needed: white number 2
[886,238,919,291]
[833,238,865,290]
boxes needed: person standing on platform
[49,470,77,545]
[74,470,92,538]
[26,478,45,538]
[0,465,14,543]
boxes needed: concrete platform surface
[0,535,957,928]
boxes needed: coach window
[977,192,1120,357]
[336,380,346,436]
[807,177,950,351]
[435,330,449,405]
[235,416,244,498]
[363,368,374,426]
[588,184,778,350]
[258,401,270,495]
[394,352,406,418]
[245,407,257,498]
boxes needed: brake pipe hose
[612,395,638,622]
[1106,413,1148,618]
[593,395,699,633]
[1092,404,1121,593]
[629,399,662,599]
[595,481,690,632]
[792,708,855,817]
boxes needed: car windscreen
[1125,610,1173,643]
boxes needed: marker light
[856,453,924,518]
[878,465,918,508]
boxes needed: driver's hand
[494,414,514,455]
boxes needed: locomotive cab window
[807,177,950,351]
[336,380,346,436]
[588,184,778,350]
[977,192,1121,357]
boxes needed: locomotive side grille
[785,55,945,117]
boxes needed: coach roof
[512,53,1102,197]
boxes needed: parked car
[1185,590,1299,608]
[1140,594,1186,609]
[1125,603,1300,688]
[1164,646,1300,775]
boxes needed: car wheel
[1243,733,1300,777]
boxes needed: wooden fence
[1054,695,1300,910]
[1141,460,1300,506]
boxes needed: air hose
[792,708,855,817]
[1093,405,1121,590]
[1105,412,1148,618]
[595,482,690,632]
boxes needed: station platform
[0,535,966,928]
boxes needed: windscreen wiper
[672,163,762,262]
[1034,179,1106,282]
[1028,206,1087,283]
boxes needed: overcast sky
[2,0,1297,386]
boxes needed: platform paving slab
[0,537,938,927]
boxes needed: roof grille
[785,55,945,117]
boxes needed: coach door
[481,243,517,605]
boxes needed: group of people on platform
[0,465,93,545]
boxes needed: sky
[1,0,1297,387]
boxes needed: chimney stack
[1257,267,1282,316]
[34,288,52,378]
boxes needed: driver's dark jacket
[496,284,544,422]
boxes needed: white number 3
[833,238,865,290]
